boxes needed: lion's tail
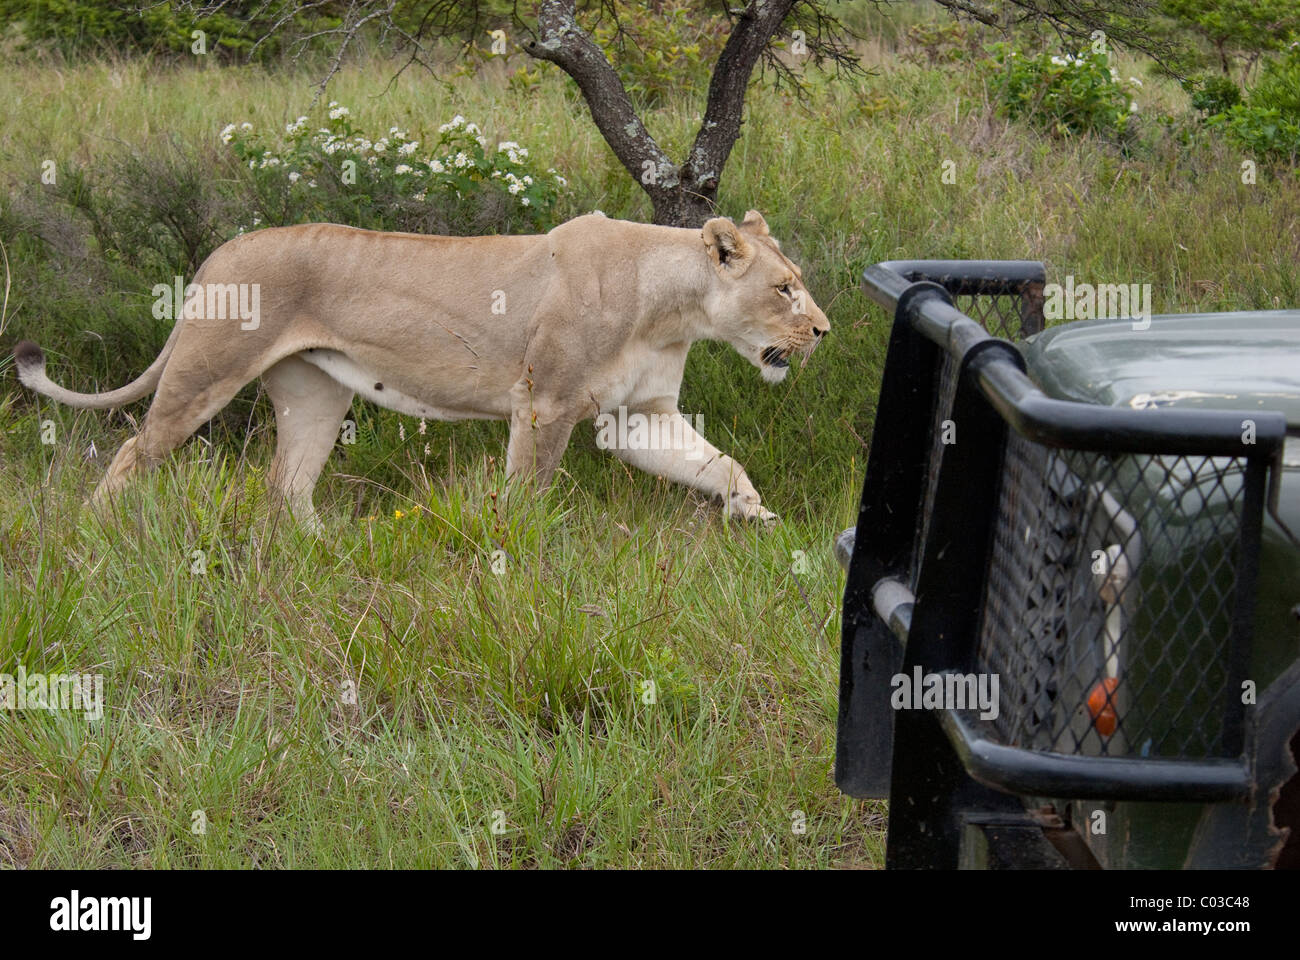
[13,320,183,410]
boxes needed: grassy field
[0,8,1297,867]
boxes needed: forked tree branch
[683,0,797,199]
[523,0,678,201]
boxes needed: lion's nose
[812,325,827,338]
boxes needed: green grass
[3,417,870,867]
[0,19,1296,867]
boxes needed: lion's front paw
[724,490,779,526]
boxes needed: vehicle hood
[1022,312,1300,427]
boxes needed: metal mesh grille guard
[979,424,1250,760]
[836,260,1286,802]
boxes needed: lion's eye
[777,283,791,297]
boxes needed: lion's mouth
[760,346,790,368]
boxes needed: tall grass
[0,21,1295,866]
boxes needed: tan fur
[14,210,829,529]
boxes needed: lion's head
[701,210,829,384]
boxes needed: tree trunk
[523,0,796,228]
[651,188,720,229]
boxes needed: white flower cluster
[220,121,253,144]
[222,105,565,211]
[496,140,529,164]
[495,170,534,195]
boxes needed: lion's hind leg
[262,355,354,532]
[94,435,146,504]
[91,366,256,505]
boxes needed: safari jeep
[833,260,1300,869]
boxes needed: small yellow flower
[394,509,405,519]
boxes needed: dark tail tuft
[13,340,44,369]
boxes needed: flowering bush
[985,45,1140,140]
[221,105,566,235]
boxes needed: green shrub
[1207,106,1300,159]
[52,136,236,276]
[224,105,565,235]
[1205,46,1300,160]
[0,0,329,60]
[985,44,1139,140]
[1248,45,1300,116]
[1185,74,1241,115]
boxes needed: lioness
[14,210,827,528]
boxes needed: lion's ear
[741,210,770,236]
[702,217,755,277]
